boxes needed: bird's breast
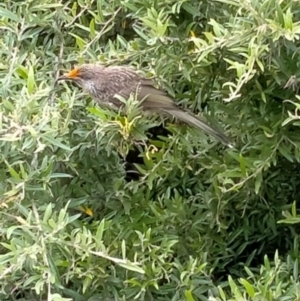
[81,81,97,95]
[81,81,107,101]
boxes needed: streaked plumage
[57,64,233,148]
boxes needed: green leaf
[184,290,196,301]
[43,203,53,223]
[240,278,255,298]
[239,153,246,176]
[6,163,20,179]
[96,219,105,243]
[118,262,145,274]
[89,18,96,38]
[27,65,35,94]
[254,173,262,194]
[0,7,20,22]
[42,135,72,151]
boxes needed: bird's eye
[80,71,93,80]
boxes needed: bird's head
[56,64,105,90]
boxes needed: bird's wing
[137,80,176,110]
[101,66,142,106]
[102,67,233,147]
[103,66,176,109]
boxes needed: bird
[56,64,233,148]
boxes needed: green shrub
[0,0,300,300]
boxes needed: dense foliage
[1,0,300,300]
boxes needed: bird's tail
[162,108,234,148]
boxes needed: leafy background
[1,0,300,300]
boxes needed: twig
[64,5,91,28]
[81,6,122,56]
[54,36,64,82]
[48,17,65,105]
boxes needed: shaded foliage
[0,0,300,300]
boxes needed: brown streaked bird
[57,64,233,148]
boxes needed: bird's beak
[55,68,80,85]
[56,73,76,82]
[57,74,69,80]
[54,75,69,86]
